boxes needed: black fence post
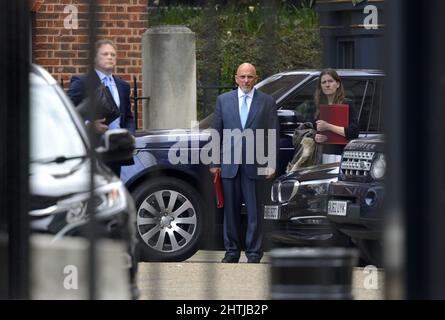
[0,1,30,300]
[86,0,99,300]
[384,0,445,299]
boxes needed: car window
[30,81,87,165]
[352,79,383,133]
[256,74,309,101]
[278,78,317,122]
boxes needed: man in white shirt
[68,39,135,175]
[209,63,279,264]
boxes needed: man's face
[235,64,258,93]
[95,43,116,74]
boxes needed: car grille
[341,151,375,177]
[278,180,298,203]
[265,220,333,240]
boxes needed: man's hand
[93,118,108,134]
[265,168,276,180]
[209,167,221,175]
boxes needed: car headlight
[370,153,386,180]
[94,181,127,217]
[30,181,127,221]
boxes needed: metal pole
[385,0,445,299]
[133,76,138,131]
[0,0,30,299]
[86,0,98,300]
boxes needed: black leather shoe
[247,257,261,263]
[221,255,239,263]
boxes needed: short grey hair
[95,39,117,52]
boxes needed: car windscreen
[30,80,87,167]
[256,74,309,100]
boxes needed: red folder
[213,171,224,208]
[319,104,349,145]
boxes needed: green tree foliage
[149,2,321,118]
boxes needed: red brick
[127,6,146,12]
[38,58,61,65]
[110,29,132,35]
[116,43,131,50]
[103,6,117,12]
[109,13,130,20]
[55,51,76,58]
[35,43,57,50]
[128,21,147,28]
[72,43,89,50]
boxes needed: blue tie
[240,94,248,129]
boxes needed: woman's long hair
[314,68,345,118]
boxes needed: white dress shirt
[237,87,255,113]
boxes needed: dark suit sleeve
[210,96,223,168]
[67,75,85,106]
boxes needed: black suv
[327,136,385,265]
[122,69,384,262]
[266,70,385,247]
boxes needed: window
[277,76,384,134]
[278,79,317,122]
[256,74,309,101]
[339,41,355,69]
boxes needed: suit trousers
[222,165,265,260]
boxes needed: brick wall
[31,0,148,129]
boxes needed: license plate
[328,200,347,216]
[264,205,280,220]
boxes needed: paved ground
[137,250,384,300]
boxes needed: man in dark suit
[210,63,279,263]
[68,39,135,176]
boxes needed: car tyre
[132,177,204,262]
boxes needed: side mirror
[96,129,135,163]
[278,109,304,133]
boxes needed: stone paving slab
[137,250,384,300]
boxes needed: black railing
[132,76,150,131]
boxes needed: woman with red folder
[313,68,359,163]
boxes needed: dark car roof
[270,69,384,77]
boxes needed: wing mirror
[278,109,304,132]
[96,129,135,163]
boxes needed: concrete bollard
[31,234,131,300]
[270,247,359,300]
[141,25,197,130]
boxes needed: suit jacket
[211,89,279,179]
[67,72,135,134]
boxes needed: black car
[121,69,385,262]
[327,136,385,265]
[29,65,138,296]
[265,69,384,248]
